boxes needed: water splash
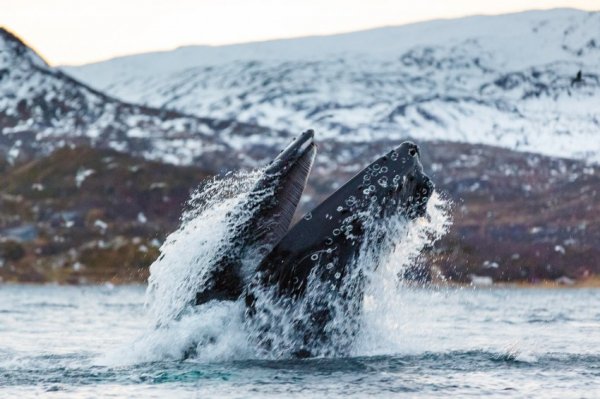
[131,173,451,363]
[145,170,262,326]
[356,192,451,355]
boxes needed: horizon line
[2,6,597,67]
[60,7,594,67]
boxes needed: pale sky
[1,0,598,66]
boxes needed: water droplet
[325,237,333,245]
[304,212,312,221]
[373,163,380,170]
[333,228,341,236]
[326,263,334,270]
[336,206,344,212]
[334,272,341,279]
[311,253,318,261]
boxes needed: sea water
[1,285,599,398]
[1,174,599,397]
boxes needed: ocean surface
[1,285,599,398]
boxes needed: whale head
[354,141,434,221]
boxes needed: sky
[1,0,598,66]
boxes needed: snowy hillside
[66,9,600,162]
[0,28,279,170]
[1,19,600,284]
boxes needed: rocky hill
[0,147,208,283]
[1,142,598,285]
[1,14,599,285]
[0,28,281,172]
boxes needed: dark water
[1,285,599,398]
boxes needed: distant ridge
[62,8,591,67]
[66,9,600,163]
[1,18,600,284]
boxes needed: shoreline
[2,277,600,289]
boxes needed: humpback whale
[192,131,434,356]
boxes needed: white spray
[145,171,263,327]
[114,173,450,364]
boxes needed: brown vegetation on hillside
[1,141,598,285]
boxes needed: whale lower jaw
[195,131,317,306]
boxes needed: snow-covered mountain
[66,9,600,163]
[1,18,599,283]
[0,28,280,170]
